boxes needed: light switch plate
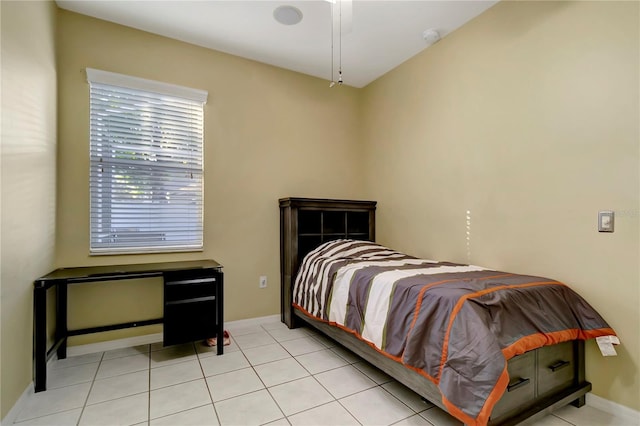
[598,211,614,232]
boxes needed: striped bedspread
[292,240,615,426]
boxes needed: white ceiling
[55,0,498,88]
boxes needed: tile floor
[12,318,637,426]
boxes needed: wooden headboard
[279,198,377,328]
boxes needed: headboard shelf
[279,197,377,328]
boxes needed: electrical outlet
[259,276,267,288]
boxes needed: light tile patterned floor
[13,318,638,426]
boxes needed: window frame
[86,68,208,255]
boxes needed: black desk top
[34,260,222,287]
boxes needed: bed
[279,198,615,426]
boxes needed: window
[87,68,208,254]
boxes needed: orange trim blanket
[293,240,614,426]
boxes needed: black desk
[33,260,223,392]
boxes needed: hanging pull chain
[329,0,335,87]
[338,0,342,85]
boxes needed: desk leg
[217,273,224,356]
[56,283,68,359]
[34,284,47,392]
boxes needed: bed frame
[279,197,593,426]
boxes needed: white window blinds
[87,68,208,254]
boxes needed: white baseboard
[224,314,280,329]
[67,332,163,357]
[65,314,280,357]
[587,394,640,423]
[1,382,33,426]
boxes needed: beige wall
[362,0,639,411]
[2,0,638,418]
[56,9,364,343]
[0,0,58,419]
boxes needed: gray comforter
[293,239,615,425]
